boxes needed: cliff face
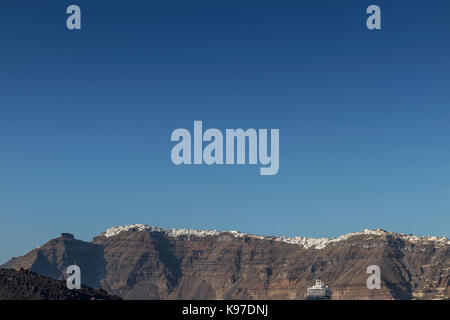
[2,225,449,300]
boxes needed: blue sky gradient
[1,0,449,263]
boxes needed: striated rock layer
[2,225,449,300]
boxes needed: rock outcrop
[0,268,120,300]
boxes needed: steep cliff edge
[2,225,448,300]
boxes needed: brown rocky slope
[1,225,448,300]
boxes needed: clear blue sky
[1,0,449,263]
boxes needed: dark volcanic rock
[0,268,120,300]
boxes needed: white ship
[306,279,332,300]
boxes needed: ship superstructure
[306,279,332,300]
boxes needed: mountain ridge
[99,224,450,249]
[2,224,449,300]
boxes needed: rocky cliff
[2,225,449,300]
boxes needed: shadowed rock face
[2,228,449,300]
[0,268,120,300]
[2,233,106,289]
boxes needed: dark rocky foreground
[0,268,121,300]
[1,226,449,300]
